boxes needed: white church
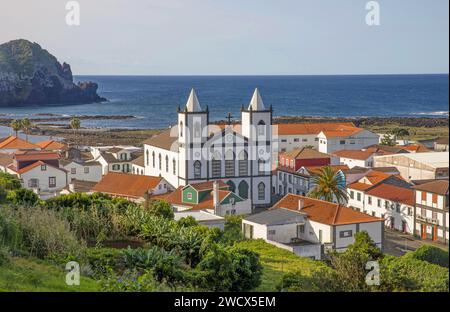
[143,88,273,207]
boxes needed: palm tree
[308,165,348,204]
[10,119,22,137]
[70,117,81,148]
[21,118,32,142]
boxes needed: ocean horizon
[1,74,448,129]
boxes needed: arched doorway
[238,180,249,199]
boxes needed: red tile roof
[14,150,60,161]
[282,147,330,160]
[412,180,449,195]
[274,194,383,225]
[398,144,430,153]
[36,140,67,151]
[366,184,415,206]
[91,173,162,199]
[362,171,392,185]
[303,165,350,175]
[332,149,376,161]
[8,160,64,174]
[275,123,357,136]
[347,182,375,192]
[0,136,40,150]
[188,180,229,192]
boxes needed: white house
[131,154,145,175]
[90,146,142,175]
[7,161,67,194]
[60,159,103,183]
[412,180,449,243]
[174,210,225,230]
[143,88,273,207]
[331,149,377,168]
[317,129,379,154]
[243,194,384,259]
[274,122,359,153]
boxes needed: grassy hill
[0,257,100,292]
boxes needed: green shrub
[408,245,449,268]
[0,172,22,190]
[277,268,342,292]
[6,189,40,206]
[148,200,174,220]
[0,247,10,266]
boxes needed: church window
[152,151,155,167]
[258,158,266,175]
[158,154,162,170]
[146,150,149,166]
[258,120,266,136]
[194,160,201,179]
[212,151,221,178]
[180,121,183,137]
[238,180,249,199]
[165,155,169,172]
[225,150,235,177]
[238,150,248,176]
[173,159,176,175]
[194,122,201,138]
[258,182,266,200]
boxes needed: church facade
[143,88,273,207]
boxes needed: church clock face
[226,134,233,143]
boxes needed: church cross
[225,112,233,125]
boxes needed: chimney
[213,181,220,214]
[298,199,305,210]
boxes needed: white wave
[412,111,449,116]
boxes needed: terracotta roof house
[331,149,381,168]
[278,147,330,171]
[242,194,384,259]
[0,153,13,172]
[398,144,431,153]
[36,140,68,151]
[411,179,449,243]
[155,180,251,217]
[91,172,170,202]
[0,136,41,153]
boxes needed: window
[180,121,183,137]
[243,223,253,239]
[187,192,193,200]
[28,179,39,188]
[258,120,266,136]
[84,167,89,174]
[212,152,221,178]
[368,196,372,205]
[230,197,235,205]
[350,190,354,199]
[377,199,381,208]
[278,172,282,179]
[372,211,376,217]
[238,151,248,176]
[71,168,76,174]
[421,208,426,217]
[349,140,355,145]
[294,138,299,142]
[49,177,56,188]
[288,175,292,183]
[193,160,201,179]
[432,211,438,220]
[165,155,169,172]
[158,154,162,170]
[407,207,412,216]
[225,150,235,177]
[340,140,345,145]
[314,138,319,142]
[194,122,201,138]
[268,229,276,235]
[173,159,176,175]
[278,185,282,194]
[238,180,249,199]
[258,158,266,175]
[41,164,47,171]
[357,193,361,201]
[258,182,265,200]
[281,139,287,143]
[340,230,353,238]
[298,224,305,234]
[302,138,308,142]
[112,164,120,170]
[146,150,149,166]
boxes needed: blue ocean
[0,74,448,129]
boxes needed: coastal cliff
[0,39,106,106]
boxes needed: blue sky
[1,0,448,75]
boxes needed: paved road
[384,228,448,257]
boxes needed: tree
[148,200,174,220]
[391,128,410,139]
[10,119,22,137]
[21,118,32,142]
[308,165,348,204]
[70,117,81,147]
[6,189,40,206]
[380,133,396,146]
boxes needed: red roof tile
[275,123,357,136]
[274,194,382,225]
[92,173,162,199]
[0,136,40,150]
[366,184,415,206]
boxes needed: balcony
[416,215,439,225]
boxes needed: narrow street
[384,228,448,257]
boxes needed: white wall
[19,165,67,192]
[63,162,102,182]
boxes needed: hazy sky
[1,0,448,75]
